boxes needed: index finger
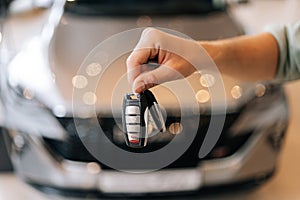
[126,46,160,84]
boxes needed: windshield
[65,0,225,15]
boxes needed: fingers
[132,71,158,93]
[132,65,183,93]
[126,28,162,85]
[126,48,154,85]
[126,27,199,93]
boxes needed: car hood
[5,1,255,119]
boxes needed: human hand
[126,28,203,93]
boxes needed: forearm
[199,33,279,82]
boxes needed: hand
[126,28,202,93]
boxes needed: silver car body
[1,0,288,196]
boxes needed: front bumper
[4,114,285,195]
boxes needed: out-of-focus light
[136,15,152,27]
[231,85,242,99]
[60,17,69,26]
[53,105,67,117]
[199,74,215,88]
[23,88,34,100]
[168,122,183,135]
[86,62,102,76]
[255,83,266,97]
[0,32,2,44]
[67,0,76,2]
[13,135,25,149]
[83,92,97,105]
[196,90,210,103]
[72,75,88,89]
[87,162,101,174]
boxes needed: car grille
[43,111,252,169]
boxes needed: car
[1,0,288,198]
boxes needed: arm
[199,33,278,82]
[127,28,279,93]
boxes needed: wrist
[198,41,225,72]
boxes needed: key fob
[122,92,148,148]
[122,90,165,148]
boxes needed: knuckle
[141,27,160,39]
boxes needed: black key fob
[122,92,148,148]
[122,90,165,148]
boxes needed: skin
[126,28,279,93]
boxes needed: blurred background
[0,0,300,199]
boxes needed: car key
[122,92,148,148]
[122,90,165,148]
